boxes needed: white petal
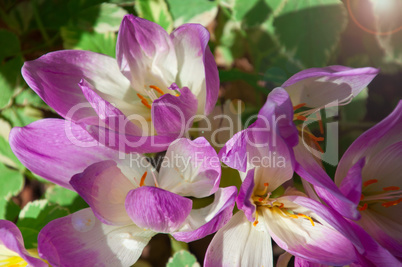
[204,212,272,267]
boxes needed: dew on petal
[71,211,96,232]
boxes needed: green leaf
[17,200,69,249]
[78,3,127,33]
[14,89,49,110]
[0,55,24,109]
[1,106,42,128]
[135,0,173,32]
[45,185,89,213]
[0,134,24,170]
[166,0,218,27]
[0,198,21,221]
[0,30,21,62]
[341,88,368,122]
[266,0,347,68]
[167,250,200,267]
[0,163,24,199]
[61,26,117,57]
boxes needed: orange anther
[253,220,259,226]
[258,197,264,202]
[360,194,365,201]
[381,198,402,208]
[318,119,324,134]
[149,85,164,95]
[297,115,308,121]
[139,172,148,187]
[137,94,152,109]
[278,203,284,208]
[307,132,324,142]
[312,139,324,153]
[383,186,400,191]
[363,179,378,187]
[293,103,306,111]
[264,182,269,187]
[358,203,368,211]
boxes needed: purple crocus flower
[34,137,236,266]
[333,100,402,259]
[220,66,380,221]
[21,15,219,153]
[0,220,47,266]
[204,168,362,266]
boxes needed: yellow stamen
[149,85,164,95]
[363,179,378,188]
[253,210,259,227]
[139,171,147,187]
[298,214,315,226]
[383,186,400,191]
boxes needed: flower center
[293,103,325,153]
[137,85,166,109]
[0,255,27,267]
[358,179,402,211]
[251,183,315,227]
[136,170,159,188]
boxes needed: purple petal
[38,208,154,267]
[152,86,198,137]
[157,137,221,198]
[70,161,134,225]
[287,196,363,253]
[348,219,402,266]
[9,119,118,189]
[116,15,177,93]
[263,203,357,266]
[359,209,402,259]
[339,158,365,206]
[282,66,379,108]
[22,50,130,121]
[171,24,219,115]
[236,169,256,222]
[294,142,361,220]
[294,257,327,267]
[335,100,402,184]
[125,186,192,233]
[219,88,297,173]
[0,220,47,267]
[84,124,176,153]
[79,79,141,135]
[173,186,237,242]
[204,212,272,267]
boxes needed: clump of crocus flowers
[4,14,401,267]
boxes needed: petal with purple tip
[282,66,379,108]
[152,87,198,137]
[38,208,154,267]
[173,186,237,242]
[116,15,177,94]
[171,24,219,116]
[22,50,130,121]
[158,137,221,198]
[125,186,192,233]
[0,220,47,267]
[9,119,119,189]
[70,161,134,226]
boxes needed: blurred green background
[0,0,401,265]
